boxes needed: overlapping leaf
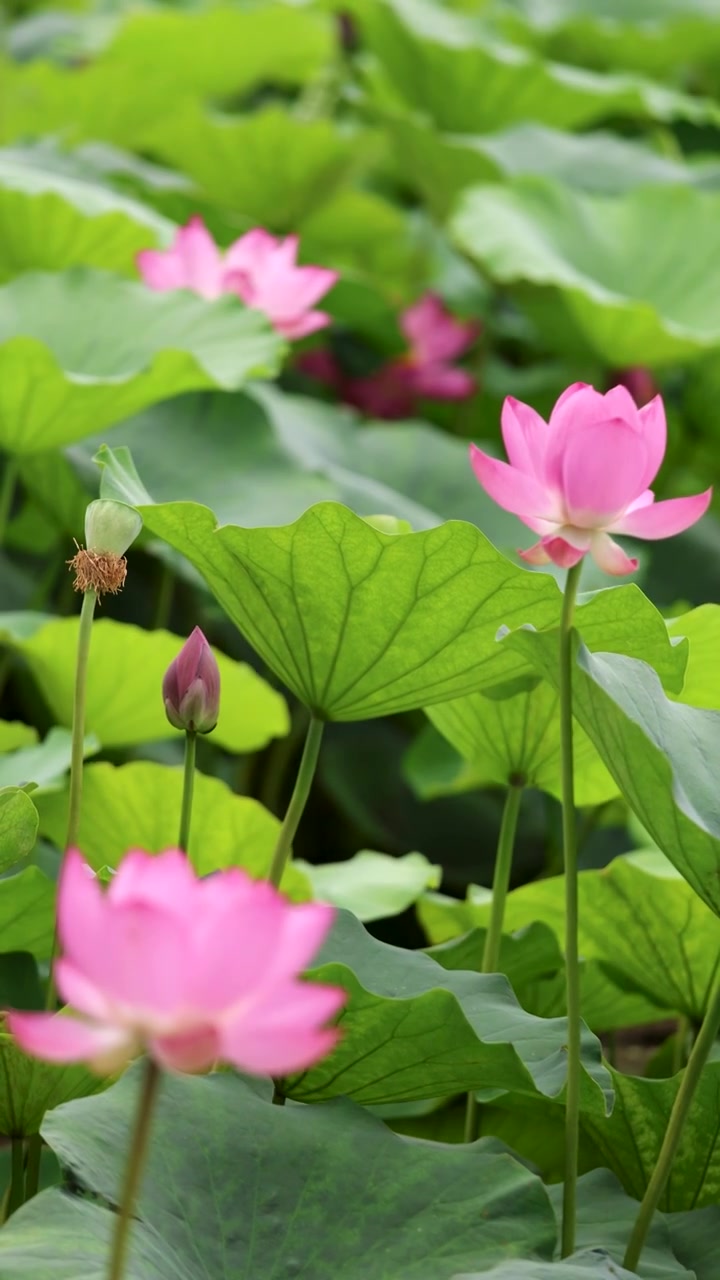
[0,270,283,454]
[0,1066,558,1279]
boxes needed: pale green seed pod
[84,500,142,556]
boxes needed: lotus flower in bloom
[137,216,338,339]
[470,383,712,574]
[299,292,479,418]
[9,850,345,1076]
[163,626,220,735]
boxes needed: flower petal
[275,309,332,340]
[8,1012,134,1074]
[149,1025,220,1073]
[590,533,638,576]
[136,248,186,292]
[560,419,649,526]
[221,982,345,1076]
[57,850,108,976]
[469,445,558,524]
[401,294,478,364]
[501,396,547,478]
[610,488,712,540]
[539,536,588,569]
[109,848,197,916]
[172,216,224,299]
[636,395,667,490]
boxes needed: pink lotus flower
[470,383,712,575]
[163,627,220,735]
[9,849,345,1076]
[137,217,338,340]
[299,292,479,418]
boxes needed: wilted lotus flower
[163,627,220,735]
[9,849,345,1076]
[137,216,337,339]
[470,382,712,575]
[299,292,479,418]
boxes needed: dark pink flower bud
[163,627,220,735]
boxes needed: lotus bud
[163,627,220,735]
[68,500,142,597]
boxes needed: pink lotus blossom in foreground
[470,383,712,575]
[137,216,338,339]
[9,850,344,1076]
[299,293,479,418]
[163,627,220,735]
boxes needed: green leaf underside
[0,270,282,454]
[419,851,720,1022]
[7,615,289,753]
[291,909,611,1108]
[297,850,441,922]
[506,629,720,917]
[35,760,310,901]
[0,1066,558,1278]
[137,499,685,720]
[0,788,38,872]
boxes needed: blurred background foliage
[1,0,720,945]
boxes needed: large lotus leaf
[300,187,417,291]
[298,850,441,922]
[423,676,617,805]
[669,1201,720,1280]
[497,0,720,82]
[452,178,720,367]
[0,729,98,794]
[103,3,333,97]
[0,269,283,454]
[0,867,56,960]
[0,722,36,754]
[390,118,720,219]
[86,387,517,541]
[292,908,611,1107]
[358,0,720,132]
[0,148,172,280]
[427,920,563,1001]
[145,102,368,227]
[35,760,309,900]
[419,851,720,1023]
[506,630,720,916]
[0,1065,558,1279]
[581,1061,720,1211]
[8,615,289,752]
[668,605,720,708]
[0,787,38,872]
[456,1258,636,1279]
[135,497,685,720]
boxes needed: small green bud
[84,500,142,557]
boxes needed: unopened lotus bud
[163,627,220,735]
[68,500,142,597]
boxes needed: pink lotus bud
[163,627,220,735]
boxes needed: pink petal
[410,364,475,401]
[610,488,712,540]
[501,396,547,477]
[590,533,638,576]
[136,249,186,292]
[518,540,552,566]
[149,1025,220,1073]
[8,1012,134,1074]
[57,850,108,975]
[265,902,336,987]
[469,444,558,524]
[109,848,197,917]
[541,536,588,569]
[172,216,224,299]
[225,228,281,274]
[549,382,590,418]
[188,888,291,1011]
[597,384,639,424]
[624,488,655,515]
[54,958,111,1020]
[275,310,332,340]
[221,982,345,1075]
[560,420,649,526]
[72,900,191,1019]
[635,395,667,490]
[401,294,478,364]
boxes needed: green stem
[624,974,720,1271]
[45,588,97,1011]
[5,1138,25,1219]
[107,1059,161,1280]
[24,1132,41,1203]
[152,562,175,632]
[177,730,197,855]
[0,455,19,550]
[672,1015,690,1076]
[267,716,324,889]
[559,560,583,1259]
[465,783,524,1143]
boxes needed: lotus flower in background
[470,382,712,575]
[299,292,479,418]
[137,216,338,339]
[163,626,220,735]
[9,849,345,1076]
